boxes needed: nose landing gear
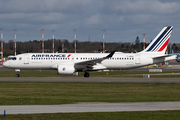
[15,69,20,77]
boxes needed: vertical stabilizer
[141,26,173,54]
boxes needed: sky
[0,0,180,43]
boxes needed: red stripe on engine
[158,37,170,52]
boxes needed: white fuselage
[3,52,174,71]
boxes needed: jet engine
[57,64,75,75]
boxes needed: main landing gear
[15,69,20,77]
[84,72,90,77]
[16,74,20,77]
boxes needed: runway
[1,102,180,114]
[1,77,180,83]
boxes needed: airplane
[169,45,180,62]
[3,26,176,77]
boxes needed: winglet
[106,51,116,58]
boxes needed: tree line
[1,36,180,57]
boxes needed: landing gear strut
[84,72,90,77]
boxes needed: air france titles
[32,54,66,58]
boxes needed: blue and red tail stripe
[157,37,170,52]
[146,26,173,52]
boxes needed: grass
[1,70,180,119]
[1,111,180,120]
[0,82,180,105]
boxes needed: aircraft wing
[75,51,116,70]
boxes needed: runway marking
[0,102,180,114]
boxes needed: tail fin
[141,26,173,54]
[169,45,174,54]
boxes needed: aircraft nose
[3,61,9,68]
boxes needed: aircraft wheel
[16,74,20,77]
[84,72,90,77]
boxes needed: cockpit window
[8,57,17,60]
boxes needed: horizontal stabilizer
[152,54,176,59]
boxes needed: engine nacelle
[177,55,180,62]
[57,64,75,75]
